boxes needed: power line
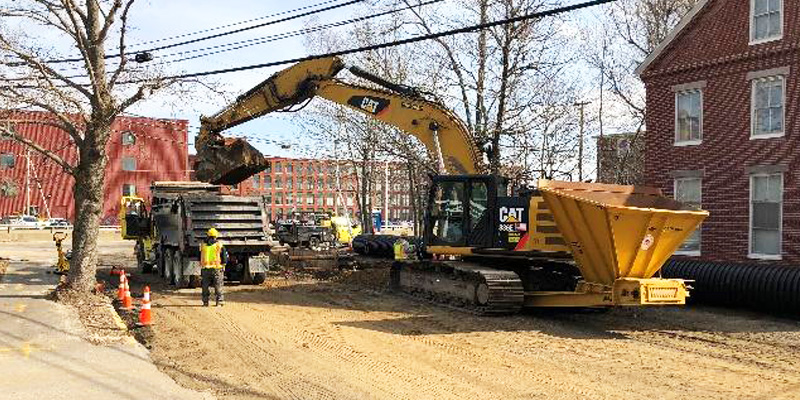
[9,0,364,66]
[121,0,349,50]
[151,0,615,81]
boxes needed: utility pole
[25,149,30,216]
[574,101,590,182]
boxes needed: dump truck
[120,181,272,287]
[190,56,708,313]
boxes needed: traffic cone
[138,286,152,326]
[117,272,126,302]
[122,276,134,311]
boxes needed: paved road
[0,240,212,400]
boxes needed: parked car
[14,215,40,229]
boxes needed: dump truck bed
[150,182,271,251]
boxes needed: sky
[10,0,618,162]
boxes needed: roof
[634,0,711,76]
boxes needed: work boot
[215,301,224,307]
[203,301,209,307]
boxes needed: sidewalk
[0,245,212,400]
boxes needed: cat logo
[499,206,525,223]
[347,96,390,115]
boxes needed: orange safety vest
[200,241,224,269]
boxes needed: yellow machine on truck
[193,56,708,313]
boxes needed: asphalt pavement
[0,241,213,400]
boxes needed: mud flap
[248,255,270,273]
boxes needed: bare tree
[0,1,176,294]
[582,0,698,182]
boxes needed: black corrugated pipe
[661,259,800,314]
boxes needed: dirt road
[94,243,800,400]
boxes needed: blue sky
[110,1,609,159]
[124,0,359,158]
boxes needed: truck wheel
[252,273,266,285]
[174,250,189,288]
[189,275,202,288]
[164,248,175,285]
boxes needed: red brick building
[637,0,799,262]
[225,157,416,223]
[0,111,189,222]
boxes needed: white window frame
[673,177,702,256]
[122,184,136,196]
[121,131,136,146]
[674,89,703,146]
[750,0,783,45]
[748,173,783,260]
[750,76,786,139]
[121,156,137,171]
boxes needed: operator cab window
[431,181,465,244]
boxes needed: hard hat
[207,228,219,237]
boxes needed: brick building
[637,0,799,262]
[225,157,417,223]
[0,111,189,222]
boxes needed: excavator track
[389,261,524,314]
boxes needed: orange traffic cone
[138,286,152,326]
[122,276,134,311]
[117,271,127,302]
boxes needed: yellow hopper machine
[532,180,709,307]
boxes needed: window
[121,157,136,171]
[306,195,313,205]
[750,173,782,258]
[264,176,272,189]
[122,184,136,196]
[674,178,702,255]
[675,89,702,144]
[751,76,784,138]
[0,154,15,169]
[253,175,260,189]
[121,131,136,146]
[274,162,282,173]
[751,0,782,43]
[430,181,465,244]
[275,178,283,189]
[0,121,15,141]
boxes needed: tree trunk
[66,130,108,292]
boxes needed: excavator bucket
[538,180,708,286]
[193,136,269,185]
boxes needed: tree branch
[0,123,75,175]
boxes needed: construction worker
[200,227,228,307]
[393,238,411,261]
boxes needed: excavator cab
[425,175,508,250]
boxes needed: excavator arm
[193,57,482,184]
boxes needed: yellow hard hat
[207,228,219,237]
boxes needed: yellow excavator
[194,56,708,313]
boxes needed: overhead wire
[2,0,442,82]
[139,0,616,81]
[6,0,365,66]
[121,0,350,50]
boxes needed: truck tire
[164,248,175,285]
[173,250,189,288]
[252,273,266,285]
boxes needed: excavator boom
[193,56,482,184]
